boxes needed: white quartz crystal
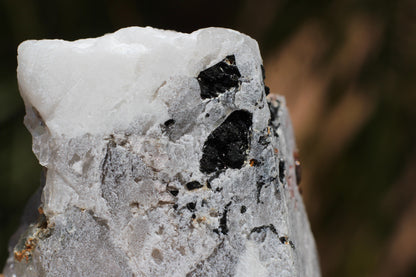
[17,27,260,139]
[4,27,320,277]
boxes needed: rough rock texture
[4,27,320,277]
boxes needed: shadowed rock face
[5,27,320,277]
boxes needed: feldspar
[4,27,321,277]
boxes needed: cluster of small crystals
[4,27,320,277]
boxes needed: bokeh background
[1,0,415,276]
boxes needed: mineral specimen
[4,27,320,277]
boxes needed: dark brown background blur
[1,0,415,276]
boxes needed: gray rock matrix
[4,27,320,277]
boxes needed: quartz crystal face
[4,27,320,277]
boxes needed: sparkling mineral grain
[4,27,321,277]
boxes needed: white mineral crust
[4,27,320,277]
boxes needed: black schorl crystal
[264,86,270,96]
[214,202,232,235]
[161,119,175,135]
[279,159,285,183]
[169,189,179,196]
[185,181,203,191]
[163,119,175,127]
[200,110,252,174]
[197,55,241,99]
[186,202,196,212]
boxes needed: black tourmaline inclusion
[197,55,241,99]
[185,181,203,191]
[200,110,252,174]
[279,159,285,183]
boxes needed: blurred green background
[1,0,415,276]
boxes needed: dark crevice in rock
[197,55,241,99]
[258,134,270,147]
[256,172,278,204]
[186,241,228,277]
[248,224,279,243]
[88,210,109,230]
[200,110,252,174]
[248,225,295,250]
[100,140,115,185]
[261,65,270,96]
[272,123,280,137]
[256,180,266,204]
[250,224,278,235]
[213,202,232,235]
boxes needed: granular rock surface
[4,27,320,277]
